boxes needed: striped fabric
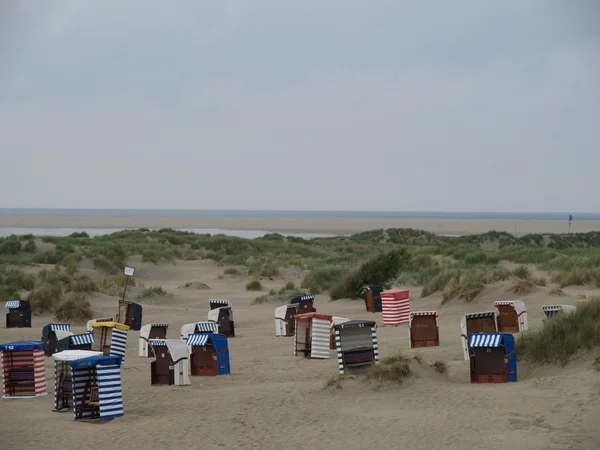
[187,334,210,346]
[410,311,438,317]
[97,364,124,419]
[209,299,230,306]
[381,297,410,326]
[149,339,167,347]
[495,301,515,307]
[53,361,59,410]
[543,306,561,312]
[151,323,169,329]
[70,334,94,346]
[1,349,47,398]
[71,366,92,420]
[291,294,315,304]
[4,300,21,309]
[310,318,332,359]
[469,333,503,348]
[466,312,496,319]
[371,326,380,364]
[196,322,218,333]
[50,324,71,332]
[110,329,128,363]
[335,330,344,374]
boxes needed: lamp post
[122,266,135,301]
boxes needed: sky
[0,0,599,212]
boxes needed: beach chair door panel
[473,347,505,375]
[7,310,22,328]
[496,305,518,333]
[467,318,496,334]
[217,310,229,334]
[411,316,439,347]
[153,349,172,385]
[298,300,314,314]
[285,309,296,336]
[192,345,217,376]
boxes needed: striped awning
[151,323,169,329]
[465,311,495,319]
[542,305,561,311]
[70,334,94,346]
[50,324,71,332]
[469,333,503,347]
[209,299,230,306]
[411,311,438,317]
[4,300,21,309]
[196,322,217,332]
[291,294,315,304]
[186,334,210,346]
[149,339,168,347]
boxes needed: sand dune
[2,259,600,450]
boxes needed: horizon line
[0,207,593,215]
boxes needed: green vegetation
[253,285,304,304]
[1,227,600,315]
[54,293,93,321]
[431,360,448,375]
[329,249,410,300]
[245,280,264,291]
[517,297,600,366]
[137,286,168,299]
[365,353,413,383]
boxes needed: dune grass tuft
[512,265,531,280]
[324,374,347,390]
[329,249,410,300]
[137,286,167,299]
[432,360,448,375]
[54,293,93,322]
[507,279,535,294]
[253,286,305,304]
[365,353,412,383]
[549,287,566,297]
[245,280,264,291]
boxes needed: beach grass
[517,297,600,366]
[3,228,600,320]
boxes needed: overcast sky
[1,1,598,212]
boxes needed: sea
[0,209,598,239]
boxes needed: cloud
[0,1,598,211]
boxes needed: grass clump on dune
[420,265,510,303]
[253,285,304,304]
[507,279,535,294]
[54,293,93,322]
[365,353,413,383]
[517,297,600,366]
[245,280,263,291]
[329,249,410,300]
[137,286,167,299]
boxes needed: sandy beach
[1,214,599,236]
[1,255,600,450]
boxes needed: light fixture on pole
[122,266,135,301]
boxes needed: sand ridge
[1,258,600,449]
